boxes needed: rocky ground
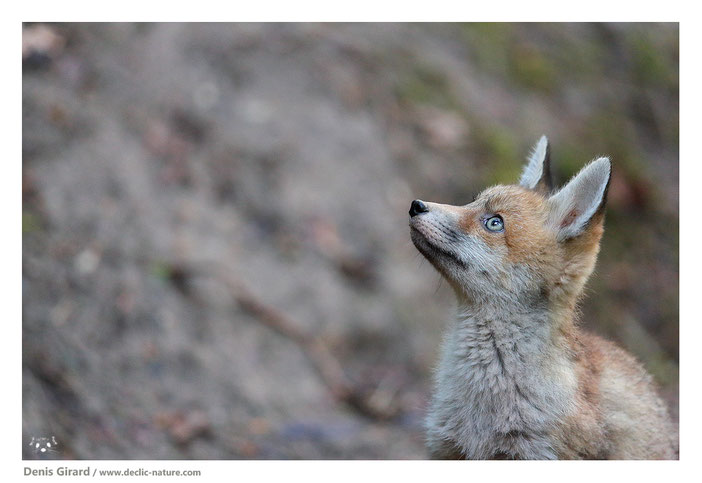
[22,23,678,459]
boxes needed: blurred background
[22,23,678,459]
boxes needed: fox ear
[519,135,552,194]
[547,157,611,241]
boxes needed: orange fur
[411,139,677,459]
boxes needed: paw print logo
[29,436,59,455]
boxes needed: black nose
[409,199,429,217]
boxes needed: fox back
[409,136,677,459]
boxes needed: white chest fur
[425,306,577,459]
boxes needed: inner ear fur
[519,135,553,195]
[547,157,611,242]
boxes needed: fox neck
[451,298,576,369]
[428,297,578,458]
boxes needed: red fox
[409,136,677,459]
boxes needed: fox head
[409,136,611,311]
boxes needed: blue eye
[484,215,504,232]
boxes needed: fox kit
[409,136,677,459]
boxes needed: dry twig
[184,263,400,421]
